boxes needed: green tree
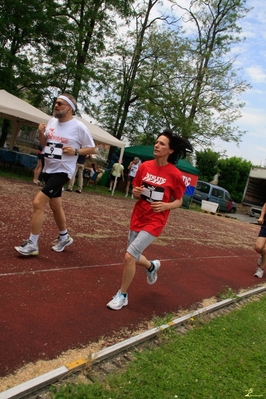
[0,0,68,145]
[47,0,134,102]
[93,23,187,144]
[195,149,220,182]
[218,156,252,202]
[91,0,251,152]
[168,0,251,146]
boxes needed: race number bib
[141,182,164,203]
[44,142,63,159]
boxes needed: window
[225,192,231,201]
[211,188,223,198]
[196,182,210,194]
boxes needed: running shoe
[52,235,73,252]
[146,260,161,285]
[14,239,39,256]
[254,267,264,278]
[107,290,128,310]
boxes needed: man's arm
[75,147,95,156]
[258,203,266,224]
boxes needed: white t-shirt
[129,162,139,177]
[89,168,96,177]
[43,117,95,178]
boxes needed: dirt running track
[0,177,262,381]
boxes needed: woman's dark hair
[157,128,193,164]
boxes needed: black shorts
[42,173,69,199]
[258,224,266,238]
[110,175,121,182]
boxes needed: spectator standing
[33,144,44,185]
[109,161,124,192]
[125,157,140,198]
[15,93,95,256]
[66,154,86,193]
[107,129,193,310]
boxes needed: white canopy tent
[0,90,125,162]
[75,116,125,159]
[0,89,50,149]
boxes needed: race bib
[141,182,164,203]
[44,142,63,159]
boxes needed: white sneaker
[146,260,160,285]
[131,195,134,199]
[254,267,264,278]
[52,235,73,252]
[125,194,128,197]
[107,290,128,310]
[257,256,262,266]
[14,239,39,256]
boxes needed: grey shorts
[127,230,156,261]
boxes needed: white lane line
[0,254,255,277]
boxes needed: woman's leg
[120,231,156,293]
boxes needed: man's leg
[109,178,113,191]
[67,165,78,191]
[125,180,130,196]
[49,197,67,232]
[49,197,73,252]
[14,191,50,255]
[77,164,84,191]
[254,236,266,277]
[31,191,51,234]
[33,159,42,184]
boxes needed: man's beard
[53,109,67,119]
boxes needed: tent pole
[9,120,21,150]
[111,147,124,196]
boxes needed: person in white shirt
[125,157,140,198]
[15,93,95,256]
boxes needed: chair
[85,171,99,188]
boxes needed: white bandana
[58,95,76,111]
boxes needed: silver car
[192,180,237,213]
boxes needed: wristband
[75,149,79,156]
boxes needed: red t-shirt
[130,160,186,237]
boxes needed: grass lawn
[51,295,266,399]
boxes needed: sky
[213,0,266,166]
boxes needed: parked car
[192,180,237,213]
